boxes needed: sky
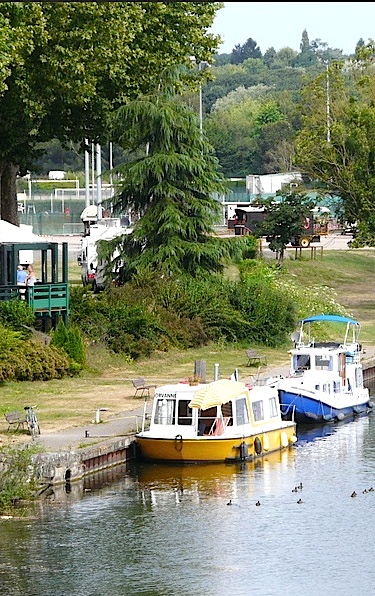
[210,2,375,55]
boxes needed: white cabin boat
[278,314,373,424]
[135,379,297,463]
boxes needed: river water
[1,413,375,596]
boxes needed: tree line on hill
[32,25,375,247]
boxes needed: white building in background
[246,172,302,195]
[48,170,65,180]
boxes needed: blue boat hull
[278,390,372,424]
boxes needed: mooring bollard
[95,408,109,423]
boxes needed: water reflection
[296,413,370,445]
[128,448,296,507]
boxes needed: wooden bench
[245,349,267,367]
[132,378,157,398]
[5,411,27,432]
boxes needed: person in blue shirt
[17,265,28,300]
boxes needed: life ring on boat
[254,436,262,455]
[303,217,310,230]
[300,237,310,248]
[174,434,183,451]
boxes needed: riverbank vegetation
[0,443,41,515]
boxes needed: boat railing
[208,416,231,436]
[279,403,296,422]
[197,414,232,436]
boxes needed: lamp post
[190,58,209,132]
[96,143,102,222]
[197,61,209,132]
[84,139,90,208]
[199,82,203,133]
[109,141,114,198]
[318,58,331,143]
[325,61,331,143]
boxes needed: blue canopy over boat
[300,314,359,327]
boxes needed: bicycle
[24,405,40,438]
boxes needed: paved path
[33,405,146,451]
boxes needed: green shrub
[238,235,259,260]
[70,286,111,342]
[234,277,296,346]
[13,342,70,381]
[0,444,40,514]
[51,319,86,367]
[0,300,35,331]
[69,257,348,359]
[66,326,86,365]
[51,318,69,346]
[0,341,70,382]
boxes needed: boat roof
[188,379,246,410]
[300,314,359,327]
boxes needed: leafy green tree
[203,61,267,112]
[230,38,262,65]
[205,90,298,177]
[295,54,375,244]
[0,2,223,224]
[271,47,298,68]
[294,29,318,67]
[205,96,261,176]
[263,47,277,68]
[108,66,231,281]
[257,191,315,262]
[252,120,296,174]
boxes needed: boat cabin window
[154,396,176,425]
[294,354,310,371]
[235,397,249,425]
[355,368,363,388]
[221,402,233,425]
[198,407,217,435]
[333,380,341,393]
[315,355,332,371]
[346,351,355,363]
[177,400,193,425]
[269,396,279,418]
[154,397,193,426]
[252,400,264,422]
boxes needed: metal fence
[18,187,116,235]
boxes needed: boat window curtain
[235,397,249,425]
[252,400,264,422]
[154,399,175,425]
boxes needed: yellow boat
[135,379,297,463]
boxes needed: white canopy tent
[0,220,48,265]
[0,220,48,243]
